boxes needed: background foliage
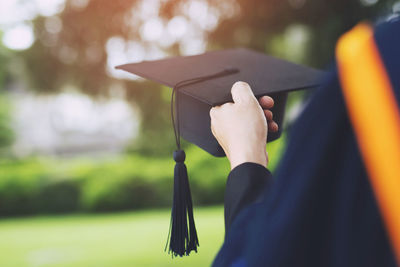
[3,0,397,156]
[0,0,397,216]
[0,138,285,217]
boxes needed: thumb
[231,81,257,104]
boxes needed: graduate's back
[213,18,400,267]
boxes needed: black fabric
[214,68,396,267]
[116,48,323,156]
[374,18,400,105]
[213,20,400,267]
[224,162,273,232]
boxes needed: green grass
[0,206,224,267]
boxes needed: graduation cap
[116,48,322,257]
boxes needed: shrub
[0,138,286,217]
[0,159,47,216]
[36,179,81,213]
[0,94,14,151]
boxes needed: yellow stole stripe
[337,23,400,264]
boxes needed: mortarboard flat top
[116,48,323,157]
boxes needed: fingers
[225,82,279,133]
[264,110,278,132]
[231,81,257,104]
[259,95,277,132]
[264,110,273,121]
[259,96,274,109]
[268,121,279,133]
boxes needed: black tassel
[166,69,238,257]
[166,149,199,257]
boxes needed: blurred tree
[0,96,14,151]
[10,0,397,156]
[0,44,14,152]
[0,47,7,87]
[208,0,396,67]
[19,0,177,156]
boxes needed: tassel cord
[170,67,240,150]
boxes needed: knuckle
[222,102,233,109]
[242,95,256,106]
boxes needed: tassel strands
[166,150,199,257]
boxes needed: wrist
[227,144,268,170]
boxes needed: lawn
[0,206,224,267]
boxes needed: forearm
[224,162,273,233]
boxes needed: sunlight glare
[167,16,188,39]
[140,18,164,42]
[2,23,35,51]
[34,0,65,17]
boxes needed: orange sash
[337,23,400,264]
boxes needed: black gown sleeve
[224,162,273,232]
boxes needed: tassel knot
[173,150,186,163]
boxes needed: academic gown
[213,19,400,267]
